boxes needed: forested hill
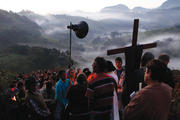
[0,45,70,73]
[0,10,71,72]
[0,9,46,48]
[0,9,41,32]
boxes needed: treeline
[0,45,70,73]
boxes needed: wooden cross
[107,19,157,56]
[107,19,157,106]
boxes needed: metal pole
[69,22,72,68]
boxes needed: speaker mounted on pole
[67,21,89,68]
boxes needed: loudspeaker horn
[67,21,89,39]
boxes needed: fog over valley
[0,0,180,71]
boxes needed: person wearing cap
[25,77,50,120]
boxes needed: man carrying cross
[107,19,157,107]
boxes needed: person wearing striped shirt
[86,57,118,120]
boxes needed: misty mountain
[18,10,47,26]
[132,7,151,14]
[0,10,73,72]
[16,1,180,70]
[100,4,130,13]
[19,10,133,36]
[19,0,180,40]
[0,9,46,48]
[71,25,180,69]
[100,4,151,14]
[99,0,180,28]
[1,0,180,69]
[159,0,180,9]
[20,0,180,37]
[0,9,41,33]
[0,10,73,52]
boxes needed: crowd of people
[0,52,179,120]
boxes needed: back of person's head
[77,74,87,85]
[141,52,154,67]
[106,60,116,72]
[115,57,122,63]
[93,57,107,73]
[83,68,91,78]
[57,70,66,80]
[25,77,37,91]
[158,54,170,65]
[146,59,167,82]
[76,73,88,90]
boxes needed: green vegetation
[0,9,72,73]
[0,45,70,73]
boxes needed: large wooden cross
[107,19,157,106]
[107,19,157,56]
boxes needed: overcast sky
[0,0,166,14]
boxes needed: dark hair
[106,60,116,72]
[57,70,66,79]
[83,68,91,77]
[93,57,107,73]
[158,54,170,63]
[76,74,88,92]
[77,74,87,85]
[141,52,154,67]
[115,57,122,62]
[146,59,167,82]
